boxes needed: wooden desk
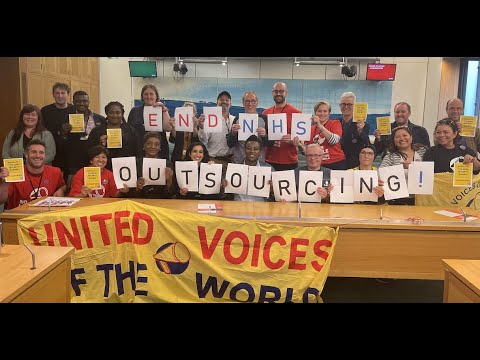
[442,259,480,303]
[0,245,75,303]
[2,198,480,280]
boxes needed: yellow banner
[416,172,480,208]
[17,200,338,303]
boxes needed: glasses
[244,99,257,104]
[360,151,375,156]
[339,103,354,108]
[272,90,286,94]
[306,154,322,158]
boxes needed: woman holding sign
[88,101,141,171]
[423,119,480,174]
[122,132,175,199]
[169,101,201,163]
[69,146,128,198]
[176,142,225,200]
[379,126,428,205]
[306,101,347,170]
[127,84,171,160]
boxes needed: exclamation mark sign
[419,171,423,187]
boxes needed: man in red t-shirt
[263,82,302,170]
[0,139,66,209]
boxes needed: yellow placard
[3,158,24,182]
[84,167,101,189]
[69,114,85,133]
[107,128,122,148]
[453,162,473,187]
[459,115,477,137]
[376,116,391,135]
[353,102,368,122]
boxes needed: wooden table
[2,197,480,280]
[442,259,480,303]
[0,244,75,303]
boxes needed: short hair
[314,100,331,113]
[242,91,258,102]
[52,82,70,94]
[143,131,162,145]
[305,143,323,154]
[394,102,411,113]
[73,90,88,99]
[446,98,464,111]
[183,101,197,115]
[360,144,377,157]
[217,91,231,101]
[141,84,159,102]
[340,92,356,101]
[245,135,262,149]
[25,139,46,152]
[88,145,109,161]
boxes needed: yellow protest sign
[3,158,24,182]
[69,114,85,133]
[453,162,473,187]
[107,128,122,148]
[376,116,391,135]
[353,102,368,122]
[459,115,477,137]
[84,167,101,189]
[17,200,338,303]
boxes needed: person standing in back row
[127,84,172,160]
[373,101,430,158]
[59,90,105,189]
[444,98,480,159]
[336,91,371,169]
[197,91,235,173]
[262,82,302,171]
[41,82,76,170]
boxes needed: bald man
[445,98,480,159]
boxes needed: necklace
[27,170,44,200]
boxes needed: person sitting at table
[379,125,428,205]
[347,144,385,204]
[122,132,176,199]
[222,135,274,202]
[176,141,225,200]
[286,143,333,202]
[423,118,480,173]
[68,145,129,198]
[0,139,66,209]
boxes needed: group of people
[1,81,478,209]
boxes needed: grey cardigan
[2,130,56,165]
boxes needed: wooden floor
[322,277,444,303]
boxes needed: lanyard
[272,104,287,114]
[28,171,43,200]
